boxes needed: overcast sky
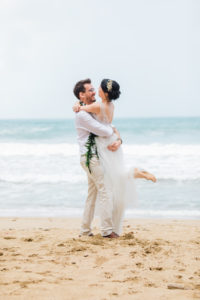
[0,0,199,119]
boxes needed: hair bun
[101,79,121,101]
[109,89,121,100]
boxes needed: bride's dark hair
[101,79,121,101]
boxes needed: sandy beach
[0,218,200,299]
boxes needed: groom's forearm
[78,112,113,137]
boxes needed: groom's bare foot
[103,232,119,238]
[134,168,157,182]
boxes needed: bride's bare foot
[142,170,157,182]
[134,168,156,182]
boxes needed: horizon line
[0,115,200,121]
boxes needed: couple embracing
[73,78,156,238]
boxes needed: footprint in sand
[135,262,143,268]
[24,271,32,273]
[194,271,200,276]
[57,276,74,281]
[111,292,118,296]
[28,254,38,257]
[95,256,108,266]
[124,276,140,283]
[145,282,157,287]
[4,236,16,240]
[23,238,34,242]
[57,243,65,247]
[175,274,183,279]
[118,264,128,270]
[104,272,113,279]
[128,289,139,295]
[7,248,19,253]
[37,271,51,275]
[149,266,163,271]
[89,283,104,287]
[130,251,137,258]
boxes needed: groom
[73,78,122,238]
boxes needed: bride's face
[98,86,105,99]
[99,86,109,102]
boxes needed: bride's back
[96,102,114,124]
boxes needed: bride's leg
[133,168,156,182]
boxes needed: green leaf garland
[85,133,99,173]
[79,101,99,173]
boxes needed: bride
[75,79,156,235]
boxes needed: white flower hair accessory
[107,80,113,92]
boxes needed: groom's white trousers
[80,155,113,236]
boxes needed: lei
[80,101,99,173]
[85,133,99,173]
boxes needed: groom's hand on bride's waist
[107,138,122,152]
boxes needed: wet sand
[0,218,200,299]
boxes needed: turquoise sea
[0,117,200,218]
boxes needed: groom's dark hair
[73,78,91,99]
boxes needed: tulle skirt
[95,133,137,234]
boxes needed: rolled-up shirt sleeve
[77,111,113,137]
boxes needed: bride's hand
[72,103,81,112]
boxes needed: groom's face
[82,83,96,104]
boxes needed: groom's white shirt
[75,110,113,155]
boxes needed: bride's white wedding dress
[94,102,136,235]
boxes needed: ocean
[0,117,200,219]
